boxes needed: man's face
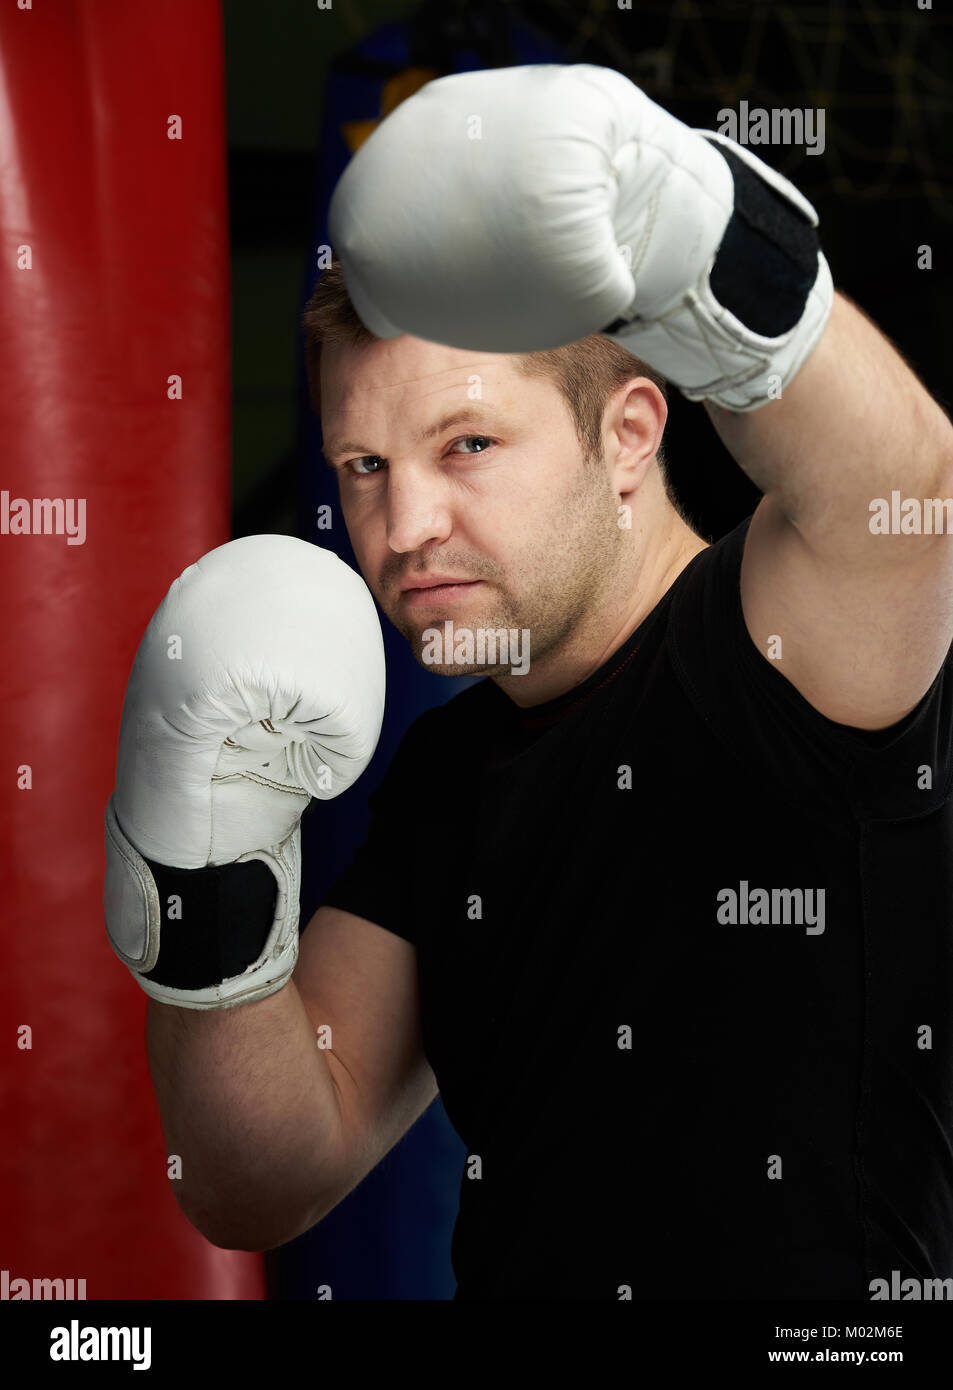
[320,334,625,679]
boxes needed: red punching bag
[0,0,264,1298]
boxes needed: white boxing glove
[103,535,385,1010]
[328,63,833,412]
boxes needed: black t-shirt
[316,513,953,1300]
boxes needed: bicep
[292,904,438,1206]
[740,492,953,730]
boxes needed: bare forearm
[704,291,953,545]
[145,981,344,1250]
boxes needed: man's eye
[344,436,493,476]
[452,435,494,454]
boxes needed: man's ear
[605,378,668,496]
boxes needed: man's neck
[495,525,709,709]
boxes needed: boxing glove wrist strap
[705,142,821,338]
[611,131,834,412]
[141,858,276,990]
[105,796,300,1011]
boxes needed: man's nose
[385,465,454,554]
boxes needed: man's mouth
[400,579,484,606]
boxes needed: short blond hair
[302,259,670,471]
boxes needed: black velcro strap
[707,142,819,337]
[141,858,278,990]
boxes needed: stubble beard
[393,455,626,679]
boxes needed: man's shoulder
[686,512,752,578]
[666,512,753,623]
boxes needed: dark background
[226,0,953,547]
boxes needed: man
[106,64,953,1300]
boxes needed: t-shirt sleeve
[668,513,953,824]
[313,709,439,946]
